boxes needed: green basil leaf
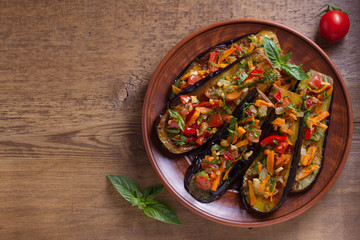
[281,52,292,64]
[144,184,164,202]
[107,175,143,204]
[282,63,309,81]
[143,201,182,225]
[168,109,185,131]
[263,37,281,67]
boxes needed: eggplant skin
[240,87,304,215]
[156,49,276,154]
[291,70,333,193]
[184,89,276,203]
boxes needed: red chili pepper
[197,100,222,108]
[273,90,282,102]
[275,140,289,154]
[260,135,288,147]
[309,74,322,89]
[208,51,219,73]
[305,125,316,140]
[182,127,197,136]
[180,95,191,105]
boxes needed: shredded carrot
[222,166,233,181]
[311,111,330,122]
[218,47,236,64]
[326,86,333,96]
[226,91,242,101]
[258,164,263,173]
[236,126,246,137]
[267,150,275,176]
[219,63,229,68]
[288,113,297,120]
[211,149,216,155]
[258,175,270,192]
[195,107,212,115]
[275,154,286,168]
[187,110,200,126]
[235,139,249,148]
[243,116,255,123]
[248,180,256,206]
[301,145,317,166]
[211,171,223,191]
[273,79,282,87]
[247,60,254,69]
[272,118,285,126]
[172,85,181,94]
[232,122,239,144]
[269,183,276,202]
[296,165,318,181]
[255,99,273,107]
[254,119,260,125]
[247,44,255,53]
[310,84,330,94]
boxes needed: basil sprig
[263,37,308,80]
[168,109,185,131]
[107,175,182,225]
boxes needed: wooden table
[0,0,359,239]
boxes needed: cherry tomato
[317,5,350,42]
[196,174,211,190]
[188,75,201,85]
[309,74,323,88]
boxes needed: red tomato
[180,95,191,105]
[188,75,202,85]
[309,74,322,88]
[208,113,223,127]
[273,90,282,102]
[196,175,211,190]
[319,10,350,42]
[305,125,316,140]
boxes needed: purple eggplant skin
[184,89,276,203]
[240,116,304,216]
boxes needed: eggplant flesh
[184,88,276,203]
[241,86,303,215]
[156,49,278,154]
[170,30,281,98]
[291,70,333,192]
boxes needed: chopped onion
[275,107,285,115]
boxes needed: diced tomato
[208,51,219,73]
[186,136,197,143]
[223,151,236,162]
[180,95,191,105]
[208,113,223,127]
[182,127,197,136]
[274,90,282,101]
[196,134,206,146]
[196,174,211,190]
[275,97,290,107]
[309,74,322,89]
[247,129,261,143]
[304,125,316,140]
[234,44,245,55]
[224,115,233,122]
[188,75,202,85]
[275,140,289,154]
[167,119,179,129]
[306,97,313,108]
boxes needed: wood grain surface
[0,0,359,239]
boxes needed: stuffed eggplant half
[291,70,333,192]
[240,86,303,215]
[156,49,279,154]
[184,88,276,203]
[170,30,281,98]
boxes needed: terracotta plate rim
[142,18,353,227]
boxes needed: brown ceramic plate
[142,19,352,227]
